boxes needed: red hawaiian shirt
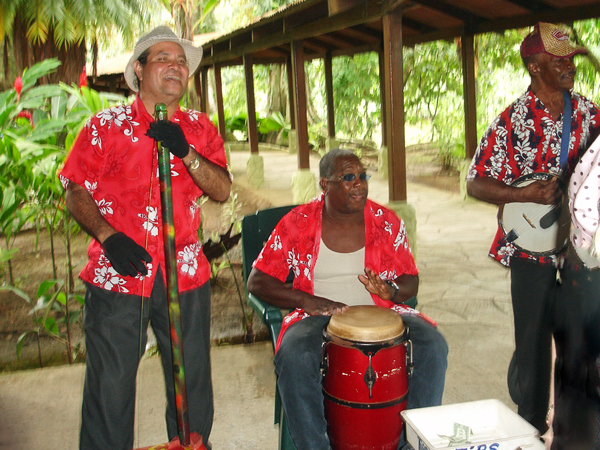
[59,95,228,296]
[467,88,599,267]
[253,194,431,351]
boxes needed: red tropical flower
[79,66,87,89]
[17,111,34,128]
[14,76,22,101]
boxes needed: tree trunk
[12,12,86,86]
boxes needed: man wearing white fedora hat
[60,26,231,450]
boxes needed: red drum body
[322,305,411,450]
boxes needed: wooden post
[325,51,335,139]
[287,56,296,131]
[378,49,387,148]
[243,55,259,155]
[213,64,226,140]
[291,40,310,169]
[200,66,209,114]
[382,7,407,202]
[461,32,478,160]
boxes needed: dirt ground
[0,145,459,372]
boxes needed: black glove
[146,121,190,159]
[101,232,152,277]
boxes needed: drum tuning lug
[406,340,414,378]
[364,353,377,399]
[320,354,329,377]
[320,339,329,377]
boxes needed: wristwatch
[188,154,201,170]
[385,279,399,300]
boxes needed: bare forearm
[247,267,348,315]
[467,176,561,206]
[182,149,231,202]
[65,181,116,243]
[467,177,521,205]
[247,268,309,309]
[393,273,419,304]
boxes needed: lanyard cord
[560,90,572,170]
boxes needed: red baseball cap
[520,22,587,59]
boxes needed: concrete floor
[0,150,518,449]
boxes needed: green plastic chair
[242,205,297,450]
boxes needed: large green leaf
[42,316,59,336]
[0,285,30,304]
[21,85,62,103]
[51,93,68,120]
[20,59,62,91]
[16,331,38,358]
[36,279,60,298]
[81,87,103,114]
[28,118,68,143]
[0,247,19,264]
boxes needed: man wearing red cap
[466,22,599,436]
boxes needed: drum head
[327,305,404,342]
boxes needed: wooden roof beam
[340,25,382,44]
[231,30,253,49]
[201,0,387,66]
[284,1,330,31]
[328,0,371,16]
[502,0,555,14]
[402,16,437,34]
[474,3,600,35]
[252,19,285,40]
[317,32,359,49]
[303,38,330,54]
[410,0,487,25]
[403,25,463,47]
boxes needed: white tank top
[313,238,374,307]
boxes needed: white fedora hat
[124,26,203,92]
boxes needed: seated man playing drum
[247,148,448,450]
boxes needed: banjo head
[498,173,570,256]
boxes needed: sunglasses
[330,172,371,183]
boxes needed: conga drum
[322,305,411,450]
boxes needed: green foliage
[571,19,600,101]
[215,110,286,142]
[0,57,128,365]
[332,53,381,141]
[258,111,285,134]
[1,279,84,366]
[0,0,159,49]
[220,66,247,116]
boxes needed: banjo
[499,90,574,257]
[498,172,570,256]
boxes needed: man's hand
[520,177,563,205]
[101,232,152,277]
[302,296,349,316]
[358,267,393,300]
[146,121,190,159]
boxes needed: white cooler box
[401,399,544,450]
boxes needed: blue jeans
[274,314,448,450]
